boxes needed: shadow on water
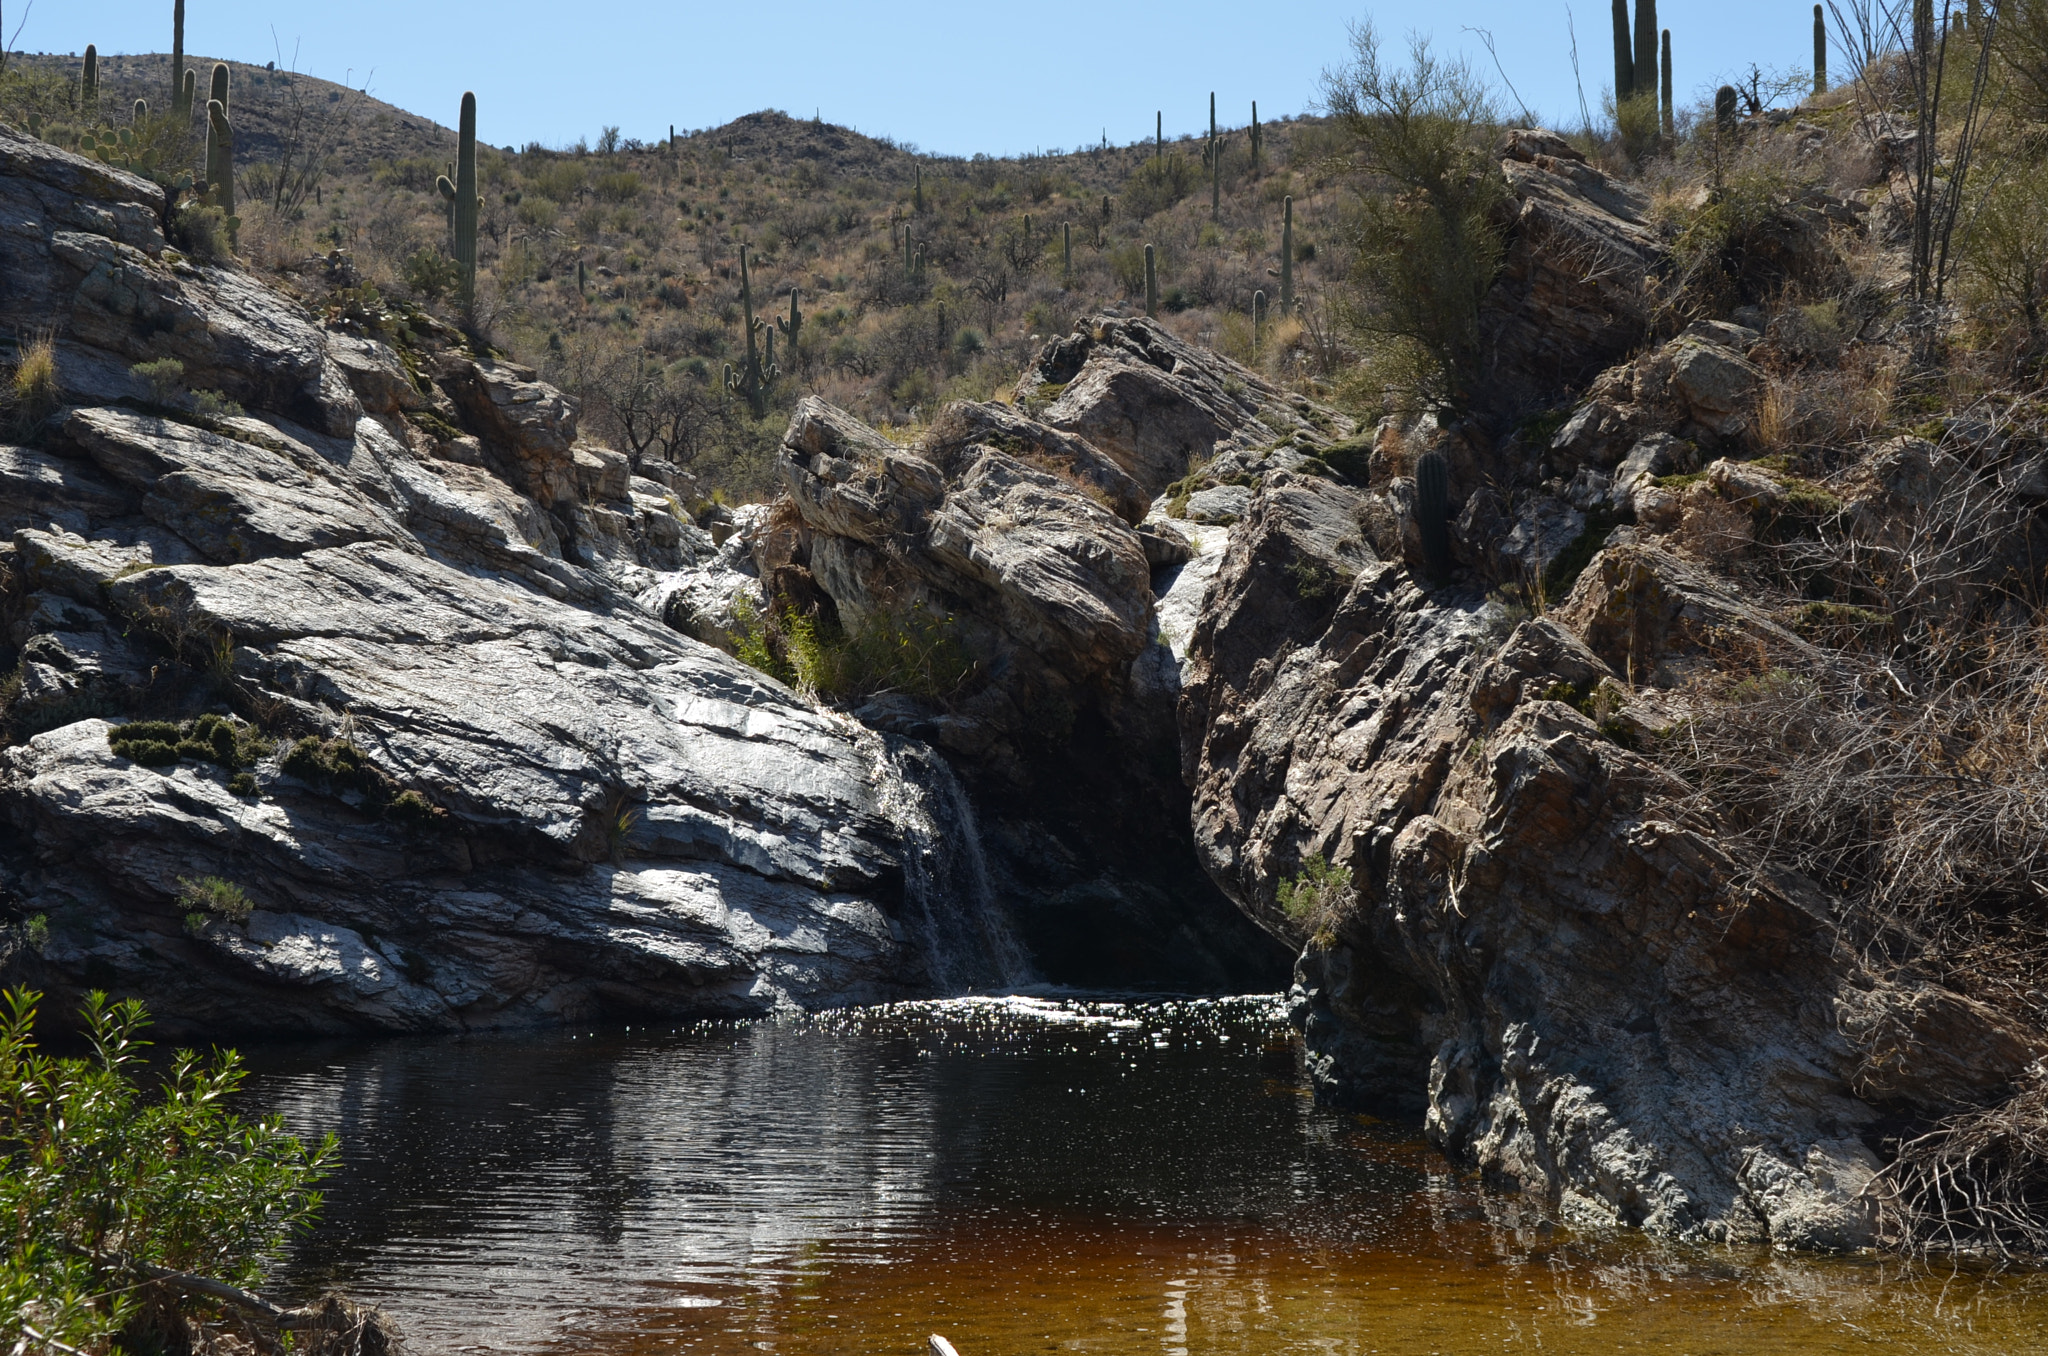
[235,996,2048,1356]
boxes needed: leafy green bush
[168,201,234,262]
[1324,23,1506,409]
[129,358,188,408]
[0,989,334,1354]
[1276,852,1353,948]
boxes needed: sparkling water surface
[236,995,2048,1356]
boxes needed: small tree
[0,990,335,1354]
[1322,21,1507,410]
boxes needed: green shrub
[1276,853,1353,948]
[280,735,444,828]
[129,358,187,407]
[168,201,234,262]
[19,915,47,955]
[730,597,975,704]
[108,716,273,774]
[1324,23,1507,408]
[190,389,243,420]
[0,989,334,1354]
[176,875,252,922]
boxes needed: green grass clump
[108,715,275,775]
[176,874,252,922]
[280,735,446,828]
[731,596,975,704]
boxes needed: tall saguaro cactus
[1253,290,1266,360]
[82,45,99,116]
[1250,100,1261,173]
[1155,110,1163,163]
[728,242,777,417]
[172,0,187,116]
[1062,221,1071,285]
[209,62,229,121]
[1814,5,1828,93]
[1660,30,1674,139]
[454,92,481,307]
[182,71,196,123]
[1209,92,1219,222]
[914,163,923,214]
[205,98,234,222]
[1633,0,1659,108]
[1280,195,1294,314]
[1611,0,1634,101]
[1144,243,1157,317]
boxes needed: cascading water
[869,735,1034,993]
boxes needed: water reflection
[238,996,2048,1356]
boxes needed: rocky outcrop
[1479,133,1666,410]
[0,126,1016,1033]
[768,386,1288,991]
[1180,463,2045,1247]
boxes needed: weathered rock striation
[0,127,1003,1032]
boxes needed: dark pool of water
[236,996,2048,1356]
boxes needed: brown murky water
[240,997,2048,1356]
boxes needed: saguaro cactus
[82,45,99,116]
[1280,195,1294,314]
[777,286,803,354]
[914,163,923,214]
[1661,30,1674,139]
[1155,111,1164,163]
[1062,221,1071,284]
[727,242,777,418]
[205,98,234,222]
[210,62,229,121]
[134,98,148,123]
[1144,243,1157,317]
[1415,450,1451,579]
[1209,91,1219,222]
[182,70,197,123]
[1715,84,1738,131]
[1814,5,1828,93]
[1250,100,1261,172]
[1253,289,1266,360]
[172,0,187,116]
[1633,0,1659,107]
[439,93,480,307]
[1611,0,1634,101]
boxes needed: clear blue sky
[27,2,1831,155]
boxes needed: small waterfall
[871,736,1035,993]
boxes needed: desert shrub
[176,874,253,923]
[1276,852,1353,948]
[1323,22,1506,409]
[130,358,188,408]
[1959,152,2048,363]
[0,989,334,1354]
[280,735,445,828]
[168,201,234,262]
[1120,154,1199,219]
[108,716,273,773]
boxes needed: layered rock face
[766,381,1286,991]
[1179,466,2042,1248]
[0,128,986,1032]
